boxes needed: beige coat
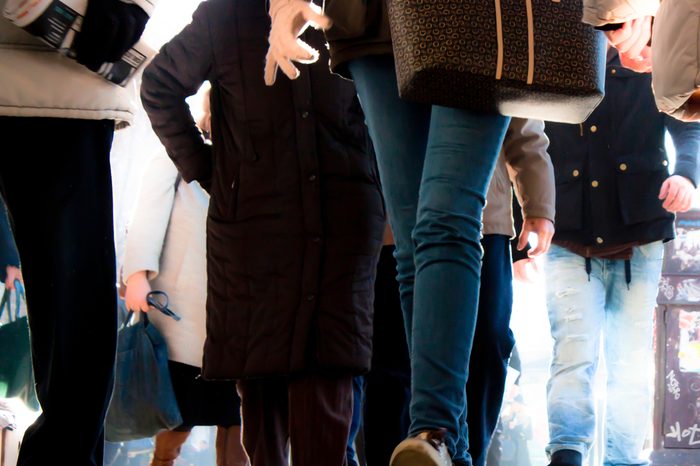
[0,0,156,125]
[483,118,555,237]
[652,0,700,120]
[581,0,658,26]
[122,151,210,368]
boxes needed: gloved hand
[264,0,332,86]
[74,0,149,72]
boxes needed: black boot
[548,449,582,466]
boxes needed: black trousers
[238,374,353,466]
[0,117,118,466]
[467,234,516,466]
[362,245,411,466]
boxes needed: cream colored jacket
[0,0,156,125]
[483,118,555,237]
[582,0,659,26]
[652,0,700,120]
[122,151,210,368]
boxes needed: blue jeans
[346,376,364,466]
[544,243,664,466]
[348,55,510,464]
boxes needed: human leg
[603,242,663,466]
[349,55,510,463]
[466,235,516,466]
[544,245,606,464]
[237,378,289,466]
[0,117,118,466]
[288,373,353,466]
[151,429,192,466]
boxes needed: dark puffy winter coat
[141,0,385,379]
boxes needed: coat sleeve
[502,118,556,224]
[666,115,700,187]
[140,2,214,188]
[121,152,179,284]
[582,0,659,27]
[651,0,700,120]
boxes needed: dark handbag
[0,282,38,411]
[105,293,182,442]
[387,0,608,123]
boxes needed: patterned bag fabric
[387,0,608,123]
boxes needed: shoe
[548,449,583,466]
[390,429,453,466]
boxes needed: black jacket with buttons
[141,0,385,379]
[545,52,700,248]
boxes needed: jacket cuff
[522,206,556,225]
[582,0,659,27]
[122,258,160,284]
[674,161,699,188]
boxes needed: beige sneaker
[389,429,453,466]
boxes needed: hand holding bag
[105,293,182,442]
[387,0,608,123]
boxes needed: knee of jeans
[412,210,482,257]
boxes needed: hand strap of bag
[0,280,24,323]
[122,291,181,329]
[146,291,181,321]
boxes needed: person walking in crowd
[122,149,247,466]
[264,2,554,465]
[140,0,385,464]
[543,48,700,466]
[349,117,555,466]
[0,0,155,463]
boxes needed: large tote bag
[105,306,182,442]
[387,0,608,123]
[0,282,38,411]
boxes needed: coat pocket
[615,156,673,226]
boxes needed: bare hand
[618,45,652,73]
[264,0,332,86]
[513,258,540,283]
[605,16,653,73]
[517,217,555,257]
[4,266,22,291]
[124,271,152,312]
[659,175,695,213]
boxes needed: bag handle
[122,291,181,330]
[0,280,25,323]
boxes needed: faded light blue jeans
[544,242,664,466]
[348,55,510,465]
